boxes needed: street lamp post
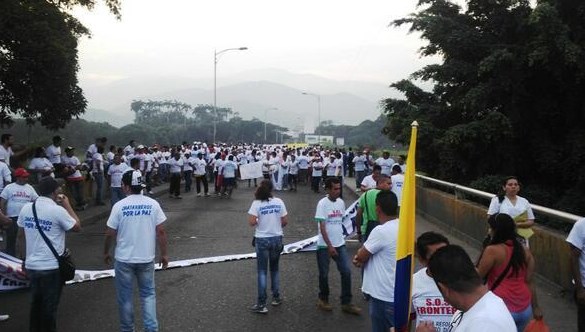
[264,107,278,143]
[213,46,247,143]
[302,92,321,144]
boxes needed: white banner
[239,161,263,180]
[0,198,361,291]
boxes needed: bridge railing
[417,174,582,232]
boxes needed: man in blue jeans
[353,190,399,332]
[17,177,81,332]
[104,170,168,332]
[315,177,361,315]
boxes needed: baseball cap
[122,170,146,188]
[137,145,145,149]
[65,146,75,152]
[14,168,30,178]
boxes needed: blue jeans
[316,245,352,304]
[255,236,283,305]
[369,296,394,332]
[114,261,158,332]
[110,187,126,206]
[27,268,63,332]
[511,304,532,332]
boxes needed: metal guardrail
[416,174,583,226]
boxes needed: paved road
[1,181,373,332]
[0,178,579,331]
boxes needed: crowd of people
[0,132,584,332]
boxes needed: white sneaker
[0,314,9,321]
[197,193,202,197]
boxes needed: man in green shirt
[355,174,391,242]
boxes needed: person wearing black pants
[168,152,183,199]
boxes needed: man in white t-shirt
[92,145,106,206]
[567,217,585,330]
[107,154,130,206]
[45,136,63,176]
[375,151,395,176]
[0,161,11,194]
[61,147,87,210]
[411,232,454,331]
[104,170,168,332]
[353,190,399,331]
[360,165,381,192]
[416,245,516,332]
[391,164,405,213]
[315,177,362,315]
[1,168,39,256]
[17,176,81,330]
[193,153,209,197]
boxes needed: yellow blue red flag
[394,121,418,331]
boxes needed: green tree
[0,0,121,129]
[384,0,585,213]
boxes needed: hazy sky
[74,0,442,89]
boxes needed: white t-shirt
[376,157,395,176]
[567,218,585,287]
[193,158,207,176]
[45,144,61,164]
[29,157,54,181]
[169,158,183,174]
[362,219,399,302]
[361,175,377,190]
[0,145,14,165]
[311,161,323,177]
[297,155,309,169]
[315,197,346,248]
[92,153,104,173]
[17,197,76,270]
[412,267,457,331]
[248,197,288,238]
[487,196,535,219]
[391,173,405,206]
[61,155,83,180]
[108,163,130,188]
[353,155,366,171]
[0,162,11,193]
[451,291,516,332]
[183,156,194,171]
[222,160,238,178]
[288,160,299,175]
[0,183,39,217]
[106,194,167,263]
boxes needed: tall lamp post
[213,46,247,143]
[264,107,278,143]
[302,91,321,144]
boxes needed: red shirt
[487,241,531,312]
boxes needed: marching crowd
[0,132,584,332]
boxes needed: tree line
[382,0,585,215]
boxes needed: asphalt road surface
[1,181,373,332]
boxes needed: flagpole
[394,120,418,331]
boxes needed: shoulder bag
[32,201,76,283]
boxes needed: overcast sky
[73,0,446,89]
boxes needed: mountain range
[80,68,401,130]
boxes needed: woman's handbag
[32,202,76,283]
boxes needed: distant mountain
[80,70,395,129]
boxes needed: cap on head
[122,170,146,188]
[65,146,75,152]
[38,177,62,196]
[14,168,30,178]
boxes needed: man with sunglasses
[416,245,515,332]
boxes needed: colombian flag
[394,121,418,331]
